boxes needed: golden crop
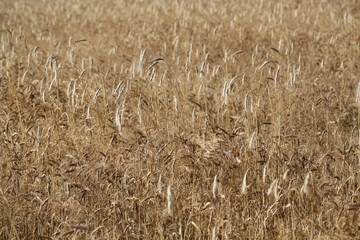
[0,0,359,239]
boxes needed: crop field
[0,0,360,239]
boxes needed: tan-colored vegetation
[1,0,360,239]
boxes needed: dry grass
[0,0,360,239]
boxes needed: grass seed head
[212,175,218,199]
[241,170,249,195]
[167,185,173,217]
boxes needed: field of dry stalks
[0,0,360,239]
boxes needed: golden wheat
[0,0,359,239]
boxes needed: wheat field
[0,0,360,239]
